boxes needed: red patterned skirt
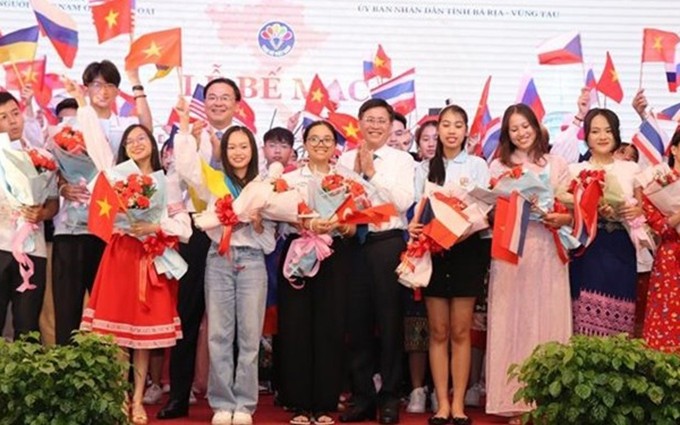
[81,234,182,349]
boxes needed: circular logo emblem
[258,21,295,57]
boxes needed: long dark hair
[220,126,259,189]
[668,127,680,168]
[583,108,622,153]
[117,124,163,172]
[498,104,548,167]
[428,104,468,185]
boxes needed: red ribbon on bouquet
[215,195,239,257]
[139,231,179,308]
[545,199,571,264]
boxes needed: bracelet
[58,184,66,196]
[134,94,147,99]
[132,85,144,92]
[573,115,584,122]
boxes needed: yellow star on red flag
[96,197,112,217]
[104,10,119,29]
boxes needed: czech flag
[658,102,680,121]
[370,67,416,116]
[537,32,583,65]
[516,76,545,122]
[30,0,78,68]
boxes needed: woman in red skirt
[66,79,191,425]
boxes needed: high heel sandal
[130,403,148,425]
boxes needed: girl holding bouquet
[409,105,490,425]
[66,79,191,425]
[173,98,275,425]
[639,129,680,352]
[485,104,573,423]
[569,108,642,337]
[277,120,356,425]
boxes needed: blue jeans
[205,243,267,414]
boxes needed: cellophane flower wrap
[231,162,302,223]
[50,125,98,228]
[0,134,58,291]
[636,163,680,235]
[105,160,187,280]
[282,230,334,287]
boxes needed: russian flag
[665,62,678,92]
[658,102,680,121]
[537,32,583,65]
[516,76,545,122]
[631,118,668,166]
[30,0,78,68]
[370,68,416,115]
[481,117,502,163]
[585,66,599,108]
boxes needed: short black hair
[263,127,294,147]
[0,91,19,108]
[82,60,121,87]
[204,77,241,102]
[358,98,395,121]
[55,98,78,117]
[393,112,407,128]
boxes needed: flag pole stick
[269,108,277,130]
[177,67,184,96]
[638,60,644,90]
[10,61,26,92]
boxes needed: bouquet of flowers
[396,235,439,289]
[50,125,98,229]
[104,160,188,281]
[490,165,554,215]
[231,162,303,223]
[0,134,58,291]
[424,181,492,239]
[636,163,680,234]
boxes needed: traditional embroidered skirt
[81,234,182,349]
[570,222,636,336]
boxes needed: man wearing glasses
[338,99,415,424]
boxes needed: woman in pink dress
[485,104,573,424]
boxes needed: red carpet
[145,395,509,424]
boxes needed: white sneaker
[142,384,163,405]
[212,410,233,425]
[189,388,197,405]
[232,411,253,425]
[430,390,439,413]
[372,373,382,393]
[162,383,171,393]
[406,387,427,413]
[464,383,484,407]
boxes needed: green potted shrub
[0,332,130,424]
[509,334,680,425]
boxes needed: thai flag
[30,0,78,68]
[370,68,416,115]
[481,117,501,163]
[499,191,531,256]
[516,76,545,122]
[631,118,668,166]
[537,32,583,65]
[658,102,680,121]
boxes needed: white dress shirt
[337,144,415,231]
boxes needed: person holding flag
[408,104,491,425]
[485,104,573,423]
[173,97,275,425]
[61,77,190,425]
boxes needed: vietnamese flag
[3,56,45,92]
[125,27,181,71]
[234,99,257,133]
[304,74,335,116]
[327,111,362,149]
[88,173,122,242]
[597,52,623,103]
[373,44,392,78]
[642,28,680,63]
[91,0,133,44]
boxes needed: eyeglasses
[206,95,235,103]
[306,136,335,147]
[88,81,117,91]
[125,135,148,147]
[362,117,389,126]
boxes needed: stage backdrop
[2,0,679,145]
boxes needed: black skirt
[423,234,491,299]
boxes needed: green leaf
[575,383,592,399]
[549,380,562,397]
